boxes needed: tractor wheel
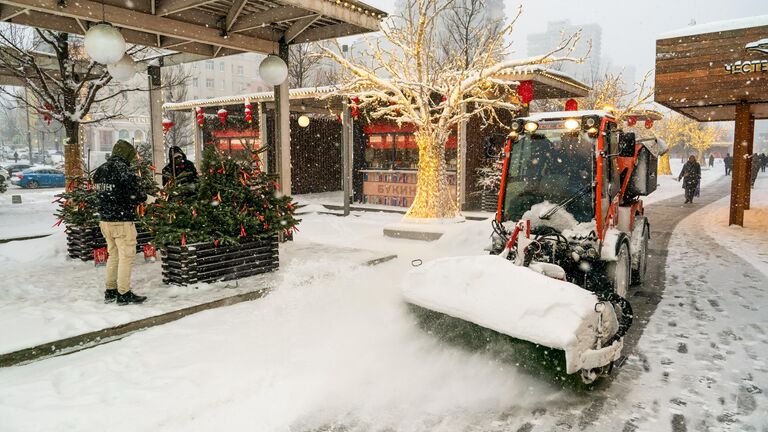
[606,241,631,298]
[27,180,39,189]
[631,224,650,286]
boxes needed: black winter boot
[104,289,118,303]
[117,291,147,305]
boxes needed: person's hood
[168,146,187,162]
[111,140,136,164]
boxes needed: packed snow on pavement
[0,164,766,431]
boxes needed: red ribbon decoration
[181,232,187,246]
[240,223,246,237]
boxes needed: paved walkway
[496,177,768,431]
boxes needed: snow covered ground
[1,161,765,432]
[0,186,63,239]
[642,158,724,206]
[702,171,768,277]
[0,231,390,354]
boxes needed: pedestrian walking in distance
[750,153,760,189]
[93,140,148,305]
[678,155,702,204]
[724,153,732,176]
[13,151,18,162]
[709,154,714,168]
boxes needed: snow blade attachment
[402,255,624,381]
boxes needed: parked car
[4,163,32,177]
[11,167,65,188]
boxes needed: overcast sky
[360,0,765,77]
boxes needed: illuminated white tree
[322,0,582,219]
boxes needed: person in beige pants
[100,221,138,298]
[93,140,148,305]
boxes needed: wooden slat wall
[655,25,768,119]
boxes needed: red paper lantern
[564,99,578,111]
[644,119,654,129]
[161,118,174,135]
[627,116,637,127]
[217,108,228,126]
[244,101,253,123]
[517,80,534,104]
[195,107,204,127]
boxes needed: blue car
[11,167,66,188]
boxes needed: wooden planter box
[160,236,279,286]
[481,188,500,213]
[65,225,153,261]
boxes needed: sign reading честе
[725,38,768,74]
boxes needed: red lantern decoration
[93,247,108,267]
[161,117,174,135]
[644,119,654,129]
[244,101,253,123]
[564,99,578,111]
[351,97,360,105]
[627,116,638,127]
[195,107,204,127]
[217,108,228,126]
[517,80,534,105]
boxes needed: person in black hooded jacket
[162,146,198,191]
[93,139,148,305]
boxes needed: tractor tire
[27,180,39,189]
[631,224,650,286]
[606,241,631,298]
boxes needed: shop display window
[365,131,456,170]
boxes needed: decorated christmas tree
[55,143,159,227]
[142,145,298,247]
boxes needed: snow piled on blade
[402,255,599,350]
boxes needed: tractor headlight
[564,118,580,131]
[510,120,522,132]
[524,121,539,133]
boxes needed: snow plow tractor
[403,110,667,384]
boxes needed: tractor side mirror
[618,132,636,157]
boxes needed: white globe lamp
[84,23,126,65]
[298,115,310,128]
[107,54,136,82]
[259,55,288,86]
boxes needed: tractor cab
[496,110,663,243]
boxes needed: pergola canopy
[0,0,386,63]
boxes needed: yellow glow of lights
[509,131,519,140]
[524,121,539,133]
[587,127,598,135]
[603,105,615,112]
[564,118,580,130]
[298,115,310,127]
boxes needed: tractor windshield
[502,126,595,223]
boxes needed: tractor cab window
[502,125,594,224]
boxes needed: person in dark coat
[13,151,18,162]
[709,154,715,167]
[724,153,732,176]
[750,153,761,188]
[93,140,148,305]
[678,155,702,204]
[761,153,767,173]
[161,146,198,192]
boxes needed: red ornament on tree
[162,118,174,135]
[217,108,228,126]
[517,80,534,105]
[644,119,654,129]
[41,102,54,125]
[244,101,253,123]
[195,107,204,127]
[627,116,638,127]
[351,97,360,105]
[350,105,359,119]
[564,99,578,111]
